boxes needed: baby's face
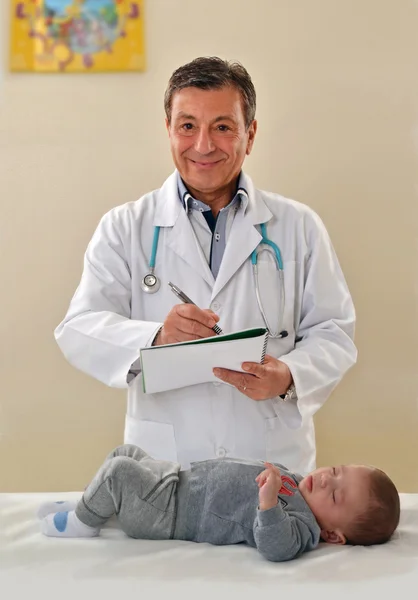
[298,465,372,543]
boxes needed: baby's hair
[345,467,400,546]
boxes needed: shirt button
[216,447,226,458]
[213,381,221,387]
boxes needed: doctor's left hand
[213,355,293,401]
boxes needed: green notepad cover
[147,327,267,349]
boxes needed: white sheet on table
[1,492,418,600]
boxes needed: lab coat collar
[153,171,183,227]
[177,171,249,214]
[153,171,273,297]
[154,172,214,286]
[153,170,272,227]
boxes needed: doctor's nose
[194,128,216,155]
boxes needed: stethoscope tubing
[142,223,287,338]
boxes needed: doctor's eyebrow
[175,112,197,121]
[212,115,237,123]
[175,112,238,124]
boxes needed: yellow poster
[10,0,145,72]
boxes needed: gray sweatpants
[75,445,180,540]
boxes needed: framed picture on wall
[10,0,146,73]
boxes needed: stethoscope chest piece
[141,271,160,294]
[141,226,161,293]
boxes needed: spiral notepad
[260,331,269,363]
[140,328,268,394]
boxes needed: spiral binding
[261,331,269,364]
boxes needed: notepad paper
[140,328,268,394]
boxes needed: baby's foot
[41,510,99,538]
[37,500,77,519]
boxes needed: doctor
[55,57,357,474]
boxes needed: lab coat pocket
[124,415,178,463]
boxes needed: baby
[39,444,400,562]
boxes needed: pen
[168,281,223,335]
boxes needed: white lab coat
[55,171,357,474]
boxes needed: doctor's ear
[165,118,171,134]
[320,529,346,545]
[246,120,257,155]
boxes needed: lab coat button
[216,447,226,458]
[211,302,220,311]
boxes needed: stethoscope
[141,226,161,293]
[251,222,288,339]
[141,222,288,339]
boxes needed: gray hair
[164,57,256,129]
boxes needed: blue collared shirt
[177,172,249,278]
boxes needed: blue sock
[41,510,99,538]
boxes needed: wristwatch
[282,384,296,402]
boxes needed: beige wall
[1,0,417,493]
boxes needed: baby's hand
[256,462,283,511]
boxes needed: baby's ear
[321,529,346,545]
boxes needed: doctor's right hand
[152,304,220,346]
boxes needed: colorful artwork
[10,0,145,72]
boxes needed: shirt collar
[176,171,249,214]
